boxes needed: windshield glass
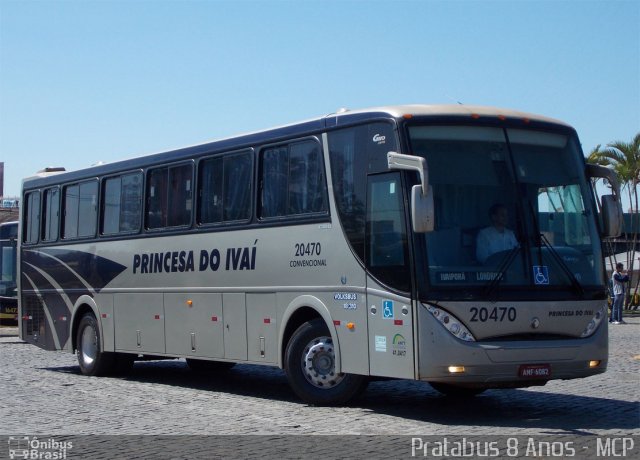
[0,232,17,297]
[407,125,604,295]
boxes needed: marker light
[346,322,355,330]
[589,360,601,368]
[186,300,193,307]
[426,305,476,342]
[580,306,607,338]
[448,366,466,374]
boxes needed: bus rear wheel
[76,313,115,376]
[285,318,367,405]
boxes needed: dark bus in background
[0,221,18,326]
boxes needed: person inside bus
[476,203,519,263]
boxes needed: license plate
[518,364,551,379]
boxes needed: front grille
[480,333,577,342]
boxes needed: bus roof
[22,104,574,191]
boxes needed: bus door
[365,172,415,379]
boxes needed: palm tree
[589,133,640,308]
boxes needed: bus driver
[476,203,518,263]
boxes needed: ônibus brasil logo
[8,437,72,460]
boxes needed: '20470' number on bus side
[470,307,516,322]
[294,242,322,257]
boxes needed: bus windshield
[0,223,17,297]
[407,125,604,297]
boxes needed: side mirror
[387,152,435,232]
[586,164,623,238]
[411,184,435,233]
[601,194,623,237]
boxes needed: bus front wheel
[76,313,115,376]
[284,318,367,405]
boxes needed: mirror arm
[586,164,621,197]
[387,152,428,195]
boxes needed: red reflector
[101,314,107,318]
[154,315,161,320]
[471,113,480,119]
[22,315,30,320]
[498,115,506,121]
[211,316,218,322]
[264,318,271,324]
[333,320,341,326]
[394,320,403,326]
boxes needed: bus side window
[42,187,60,242]
[146,168,168,229]
[260,139,327,219]
[167,164,192,227]
[63,184,79,239]
[102,173,142,234]
[146,164,193,229]
[198,151,252,225]
[23,191,41,244]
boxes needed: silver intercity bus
[19,105,622,404]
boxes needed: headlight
[580,306,607,338]
[426,304,476,341]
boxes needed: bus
[0,221,18,326]
[18,105,622,405]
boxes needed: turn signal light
[346,322,355,330]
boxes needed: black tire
[186,358,235,373]
[284,318,367,405]
[76,313,115,376]
[429,382,486,397]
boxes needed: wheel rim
[80,324,98,366]
[301,336,345,388]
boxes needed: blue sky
[0,0,638,198]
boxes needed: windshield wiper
[539,233,585,298]
[527,201,585,298]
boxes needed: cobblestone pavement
[0,318,638,438]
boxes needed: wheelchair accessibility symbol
[533,266,549,285]
[383,300,394,319]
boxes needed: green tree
[588,133,640,308]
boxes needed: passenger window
[42,188,60,242]
[63,181,98,239]
[63,185,79,239]
[102,173,142,234]
[78,181,98,237]
[260,139,327,219]
[198,151,252,225]
[146,164,193,229]
[23,191,41,244]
